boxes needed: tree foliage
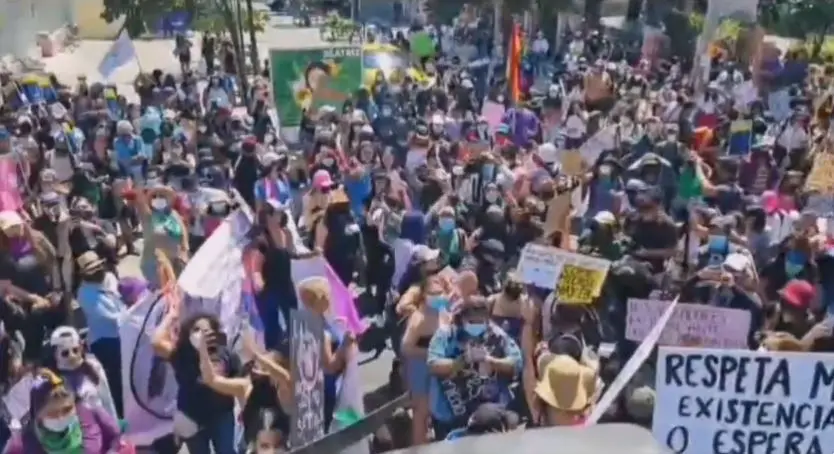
[101,0,190,36]
[319,14,361,43]
[101,0,267,37]
[191,5,269,35]
[759,0,834,38]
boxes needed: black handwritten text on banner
[652,347,834,454]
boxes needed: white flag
[97,30,137,81]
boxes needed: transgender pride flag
[240,247,265,345]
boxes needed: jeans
[184,411,236,454]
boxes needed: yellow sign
[556,265,608,304]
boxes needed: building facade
[0,0,72,58]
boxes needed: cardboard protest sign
[290,308,326,448]
[544,150,583,245]
[653,347,834,454]
[805,151,834,194]
[517,244,610,303]
[516,244,567,289]
[626,299,751,348]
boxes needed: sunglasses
[58,347,80,358]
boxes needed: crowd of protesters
[0,5,832,454]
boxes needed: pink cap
[762,190,795,214]
[312,169,334,190]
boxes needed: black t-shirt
[171,345,241,426]
[761,253,817,299]
[627,214,678,271]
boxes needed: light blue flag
[98,30,137,81]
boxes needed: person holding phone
[426,296,522,439]
[151,308,241,454]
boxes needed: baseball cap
[312,169,335,190]
[779,280,816,310]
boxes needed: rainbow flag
[507,23,523,103]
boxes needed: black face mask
[539,191,555,201]
[181,177,197,191]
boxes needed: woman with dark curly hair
[151,307,242,454]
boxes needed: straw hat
[76,251,105,275]
[534,354,597,412]
[0,211,23,231]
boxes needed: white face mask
[599,165,612,176]
[150,197,168,211]
[667,134,677,142]
[189,331,203,348]
[485,192,498,203]
[210,202,227,214]
[41,413,77,432]
[322,158,335,167]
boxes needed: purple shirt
[3,405,121,454]
[500,107,540,146]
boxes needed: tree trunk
[625,0,642,22]
[583,0,603,28]
[245,0,261,75]
[644,0,661,27]
[223,4,251,106]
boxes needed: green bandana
[438,229,460,261]
[35,416,84,454]
[151,211,183,240]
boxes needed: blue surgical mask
[428,296,449,312]
[438,217,455,232]
[463,322,487,337]
[708,235,729,254]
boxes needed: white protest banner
[626,299,751,348]
[517,243,568,289]
[517,244,610,303]
[119,291,178,446]
[119,210,251,445]
[653,347,834,454]
[585,296,680,425]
